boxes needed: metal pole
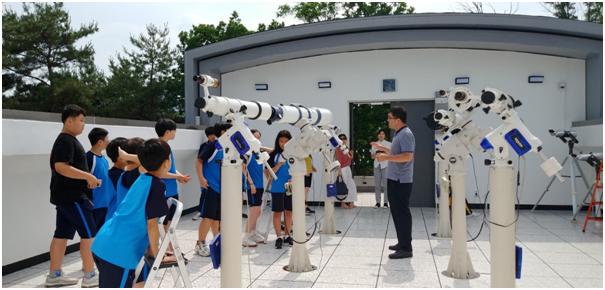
[286,172,316,272]
[220,162,242,288]
[436,160,452,238]
[443,158,478,279]
[490,163,516,288]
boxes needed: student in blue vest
[193,126,218,221]
[106,137,145,219]
[155,119,191,226]
[195,123,229,256]
[106,137,128,191]
[242,129,268,247]
[46,104,100,288]
[86,127,114,229]
[268,130,293,249]
[92,138,175,288]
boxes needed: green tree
[257,19,286,32]
[342,2,414,18]
[277,2,415,23]
[106,23,180,121]
[2,2,98,111]
[584,2,603,23]
[277,2,339,23]
[544,2,579,19]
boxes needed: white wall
[221,48,591,206]
[2,119,205,266]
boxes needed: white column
[443,158,478,279]
[321,168,337,234]
[287,172,315,272]
[436,160,452,238]
[221,161,242,288]
[490,163,516,288]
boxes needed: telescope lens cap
[481,91,496,104]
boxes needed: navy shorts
[201,187,221,221]
[163,194,179,225]
[304,174,313,188]
[54,199,97,239]
[271,192,292,212]
[247,188,264,207]
[198,188,207,213]
[93,254,133,287]
[93,207,108,230]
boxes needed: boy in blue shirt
[86,127,114,229]
[106,137,128,190]
[91,138,174,288]
[195,123,229,256]
[106,137,144,219]
[155,119,190,226]
[242,129,268,247]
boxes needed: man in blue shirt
[372,106,415,259]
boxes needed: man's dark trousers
[387,179,413,252]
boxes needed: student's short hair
[106,137,128,163]
[377,128,389,136]
[125,137,145,155]
[338,133,348,140]
[88,127,109,146]
[204,126,217,137]
[138,139,171,171]
[61,104,86,123]
[155,118,177,137]
[250,129,260,136]
[215,123,232,137]
[389,106,407,123]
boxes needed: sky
[2,1,558,74]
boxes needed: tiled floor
[3,193,603,288]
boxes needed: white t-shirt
[371,140,392,169]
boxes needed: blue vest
[90,154,114,209]
[203,143,223,193]
[106,172,127,219]
[247,153,264,189]
[270,153,290,193]
[163,152,178,197]
[92,174,152,269]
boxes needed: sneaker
[252,232,267,244]
[81,272,98,288]
[388,250,413,259]
[192,213,201,221]
[275,237,283,249]
[195,241,210,257]
[284,236,293,246]
[388,244,402,251]
[45,270,79,287]
[256,231,269,242]
[305,207,315,214]
[374,203,381,208]
[242,235,258,247]
[383,203,389,208]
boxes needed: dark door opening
[350,101,435,207]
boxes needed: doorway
[350,100,435,207]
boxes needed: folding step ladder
[134,198,192,287]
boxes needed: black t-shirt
[121,168,141,190]
[108,167,124,191]
[49,133,89,206]
[146,174,169,219]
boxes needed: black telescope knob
[481,91,496,104]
